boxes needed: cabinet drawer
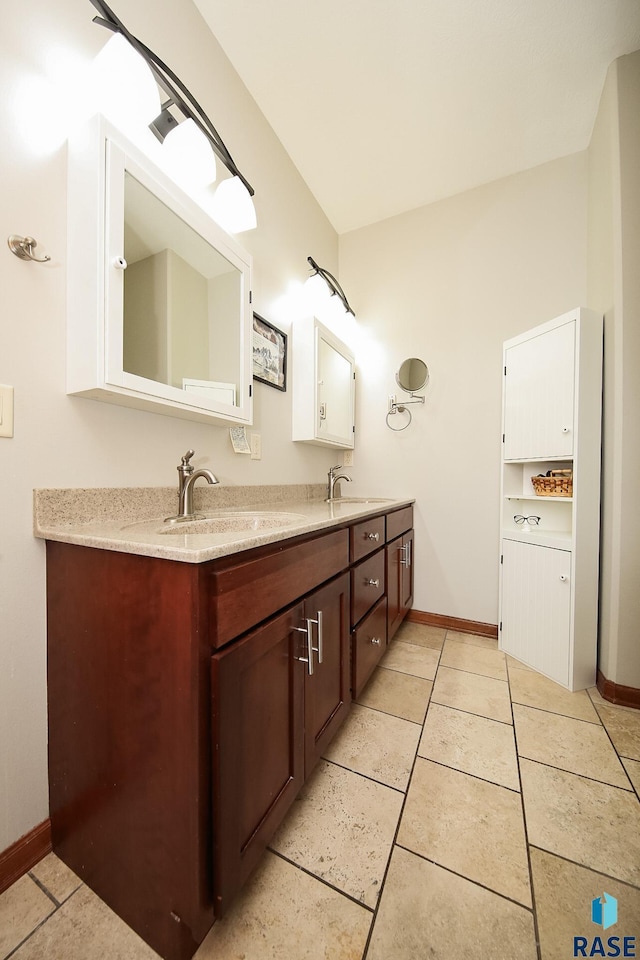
[386,506,413,542]
[350,515,385,563]
[207,529,349,648]
[351,549,385,626]
[352,597,388,699]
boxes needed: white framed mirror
[67,115,253,425]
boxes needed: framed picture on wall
[252,313,287,391]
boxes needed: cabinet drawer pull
[369,637,381,645]
[366,532,380,541]
[292,624,314,675]
[559,574,568,582]
[400,544,408,566]
[309,610,324,664]
[366,578,380,587]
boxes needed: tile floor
[2,623,640,959]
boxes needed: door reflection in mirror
[123,172,241,405]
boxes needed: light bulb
[160,118,217,188]
[304,271,332,312]
[92,33,161,133]
[209,176,257,233]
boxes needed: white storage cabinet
[498,308,603,691]
[292,316,355,449]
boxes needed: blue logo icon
[592,894,618,931]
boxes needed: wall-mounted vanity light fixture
[305,256,356,317]
[386,358,429,431]
[88,0,257,232]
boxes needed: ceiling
[195,0,640,235]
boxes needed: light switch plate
[250,433,262,460]
[0,384,14,438]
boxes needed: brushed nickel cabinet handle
[366,578,380,587]
[292,624,314,675]
[366,532,380,541]
[369,637,381,645]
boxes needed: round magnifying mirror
[396,358,429,394]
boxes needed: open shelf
[505,494,573,503]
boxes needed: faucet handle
[181,449,195,465]
[330,464,342,474]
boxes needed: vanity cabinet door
[387,531,414,641]
[303,573,351,775]
[211,604,305,916]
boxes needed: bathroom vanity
[38,490,413,960]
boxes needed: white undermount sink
[159,511,306,536]
[329,497,392,504]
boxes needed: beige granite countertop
[33,484,414,564]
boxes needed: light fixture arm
[88,0,255,197]
[307,256,355,316]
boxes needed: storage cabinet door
[303,573,351,774]
[500,539,571,686]
[401,530,414,613]
[386,534,403,641]
[211,604,305,915]
[504,321,575,460]
[387,532,414,641]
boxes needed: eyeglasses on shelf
[513,515,541,525]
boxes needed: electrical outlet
[343,449,354,467]
[0,384,14,438]
[250,433,262,460]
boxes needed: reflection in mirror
[123,172,241,406]
[396,357,429,394]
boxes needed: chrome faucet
[165,449,219,523]
[327,464,352,501]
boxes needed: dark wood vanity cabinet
[211,572,350,915]
[45,503,413,960]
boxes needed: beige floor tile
[506,654,536,672]
[381,640,440,681]
[357,666,432,723]
[196,850,371,960]
[509,668,600,723]
[394,620,445,649]
[0,874,55,960]
[622,757,640,794]
[418,702,520,790]
[30,853,82,904]
[397,758,531,906]
[431,665,512,724]
[521,758,640,886]
[596,703,640,761]
[11,884,158,960]
[440,637,507,680]
[530,847,640,960]
[367,847,537,960]
[323,703,421,791]
[270,760,402,907]
[445,630,499,650]
[513,704,632,789]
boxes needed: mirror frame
[67,114,253,426]
[396,357,429,394]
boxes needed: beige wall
[0,0,339,852]
[588,51,640,688]
[340,153,588,624]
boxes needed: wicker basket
[531,469,573,497]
